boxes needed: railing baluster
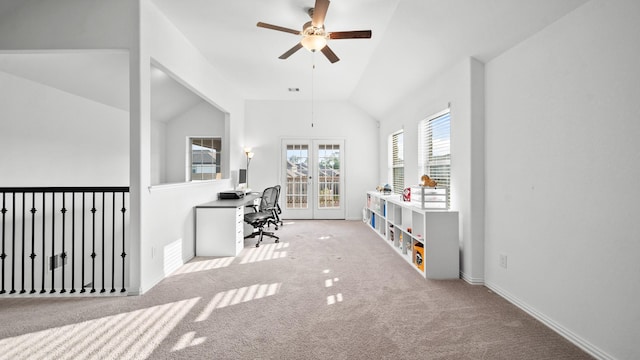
[30,194,36,294]
[20,192,26,294]
[71,192,76,293]
[81,192,86,293]
[101,192,106,293]
[121,191,127,293]
[111,192,116,293]
[11,192,16,294]
[60,192,67,293]
[91,192,96,293]
[1,192,6,294]
[40,193,46,294]
[50,193,56,293]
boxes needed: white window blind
[391,130,404,194]
[419,110,451,192]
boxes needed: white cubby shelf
[365,191,459,279]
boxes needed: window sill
[148,180,225,193]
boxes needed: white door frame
[280,138,345,219]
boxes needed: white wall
[138,0,246,292]
[0,0,245,294]
[0,70,129,186]
[165,102,226,184]
[376,57,485,284]
[150,120,167,185]
[151,101,225,185]
[484,0,640,359]
[0,0,135,50]
[245,100,379,220]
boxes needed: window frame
[189,136,222,181]
[418,109,451,206]
[388,129,404,194]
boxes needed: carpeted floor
[0,220,592,359]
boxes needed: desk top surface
[196,192,261,208]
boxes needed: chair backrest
[259,186,279,212]
[274,185,282,214]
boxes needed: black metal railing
[0,187,129,295]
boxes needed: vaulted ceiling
[0,0,590,120]
[151,0,589,118]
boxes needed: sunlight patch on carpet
[239,242,289,264]
[0,297,200,360]
[195,283,282,322]
[170,256,235,276]
[325,277,340,287]
[327,293,343,305]
[172,331,206,351]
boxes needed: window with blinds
[419,110,451,194]
[390,130,404,194]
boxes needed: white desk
[195,193,261,256]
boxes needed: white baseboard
[484,281,614,360]
[460,271,484,285]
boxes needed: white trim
[460,271,485,285]
[148,179,223,193]
[485,281,614,360]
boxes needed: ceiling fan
[256,0,372,63]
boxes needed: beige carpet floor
[0,220,592,359]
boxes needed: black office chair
[244,186,280,247]
[268,185,283,229]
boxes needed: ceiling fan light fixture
[301,34,327,52]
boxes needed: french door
[281,139,345,219]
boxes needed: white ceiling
[151,0,589,118]
[0,0,590,119]
[0,51,129,111]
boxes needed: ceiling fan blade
[321,45,340,63]
[279,43,303,59]
[312,0,330,28]
[329,30,372,40]
[257,22,300,35]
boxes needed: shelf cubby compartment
[392,203,402,226]
[386,201,395,223]
[411,210,425,240]
[401,206,413,233]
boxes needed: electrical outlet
[499,254,508,269]
[48,253,68,270]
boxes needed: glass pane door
[282,141,312,219]
[281,139,345,219]
[313,140,344,219]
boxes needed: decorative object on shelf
[410,186,448,210]
[402,187,411,201]
[407,227,412,234]
[413,242,424,271]
[420,174,438,188]
[382,184,392,194]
